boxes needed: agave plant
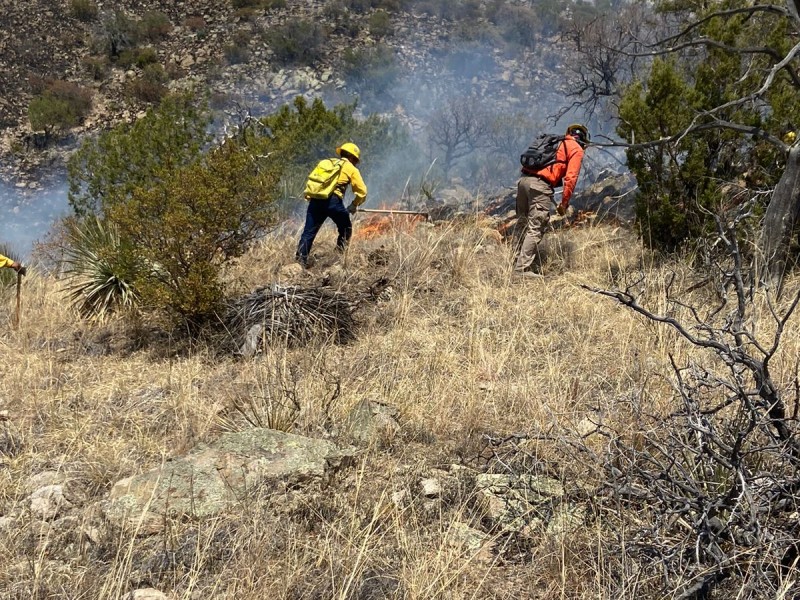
[62,217,139,319]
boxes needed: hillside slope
[2,218,800,598]
[0,0,570,181]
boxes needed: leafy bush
[491,5,539,51]
[118,46,159,69]
[68,93,283,324]
[368,10,393,37]
[126,64,169,103]
[138,11,172,42]
[617,59,713,251]
[28,80,93,141]
[82,56,110,80]
[70,0,98,22]
[265,19,326,66]
[103,11,140,58]
[224,29,252,64]
[107,141,282,323]
[68,92,211,216]
[341,44,398,99]
[223,44,250,65]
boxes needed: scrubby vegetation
[4,212,800,597]
[3,0,800,597]
[27,80,93,143]
[64,93,417,324]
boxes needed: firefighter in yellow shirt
[0,254,26,276]
[296,142,367,268]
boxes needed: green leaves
[618,0,799,251]
[107,140,282,321]
[67,92,210,216]
[64,91,410,326]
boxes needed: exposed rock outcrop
[103,428,355,535]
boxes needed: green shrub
[265,19,326,66]
[70,0,98,22]
[68,92,211,216]
[126,64,169,103]
[223,44,250,64]
[108,141,282,324]
[135,47,159,68]
[82,56,110,80]
[368,10,393,37]
[103,11,140,58]
[116,47,159,70]
[68,94,283,325]
[341,44,398,97]
[138,11,172,42]
[492,5,539,51]
[28,80,93,140]
[183,16,207,33]
[231,0,260,8]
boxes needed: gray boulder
[104,428,355,534]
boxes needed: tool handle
[13,272,21,330]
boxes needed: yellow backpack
[304,158,345,200]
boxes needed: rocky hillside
[0,0,573,185]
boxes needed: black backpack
[520,134,565,173]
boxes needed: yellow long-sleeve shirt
[0,254,15,269]
[333,158,368,206]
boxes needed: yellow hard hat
[336,142,361,162]
[784,131,797,145]
[566,123,590,146]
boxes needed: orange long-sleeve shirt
[534,134,584,205]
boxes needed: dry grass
[1,218,799,598]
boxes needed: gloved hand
[17,265,27,277]
[556,203,568,216]
[347,202,357,215]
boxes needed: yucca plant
[62,216,139,319]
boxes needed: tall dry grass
[1,217,799,598]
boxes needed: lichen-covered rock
[104,428,355,534]
[475,473,564,533]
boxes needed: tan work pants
[514,176,553,272]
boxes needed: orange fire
[354,214,425,240]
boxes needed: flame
[354,214,425,240]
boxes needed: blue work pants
[296,194,352,261]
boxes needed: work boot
[295,254,309,269]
